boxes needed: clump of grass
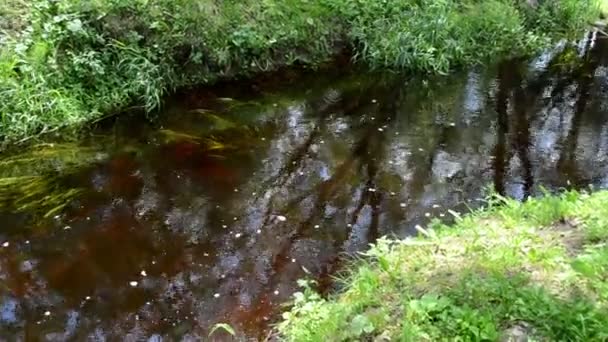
[278,190,608,341]
[0,0,601,144]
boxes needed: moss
[278,190,608,341]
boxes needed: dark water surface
[2,36,608,340]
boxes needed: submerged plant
[0,176,84,219]
[0,143,103,218]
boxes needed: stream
[1,35,608,340]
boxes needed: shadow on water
[2,35,608,340]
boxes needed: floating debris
[129,281,138,287]
[235,233,242,238]
[140,270,147,277]
[214,293,220,298]
[2,241,9,247]
[277,215,287,222]
[400,203,407,208]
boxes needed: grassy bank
[278,190,608,341]
[0,0,600,145]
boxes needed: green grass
[0,0,601,145]
[278,190,608,341]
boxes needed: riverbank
[0,0,600,145]
[278,190,608,340]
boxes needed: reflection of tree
[491,39,606,198]
[254,84,399,296]
[494,62,512,196]
[494,59,540,199]
[557,38,602,185]
[512,66,534,199]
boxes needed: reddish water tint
[2,36,608,340]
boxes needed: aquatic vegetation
[551,45,588,72]
[278,190,608,340]
[191,110,238,131]
[158,129,206,145]
[0,0,601,144]
[0,176,84,219]
[0,143,102,218]
[158,129,241,153]
[0,143,100,176]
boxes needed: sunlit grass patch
[279,190,608,341]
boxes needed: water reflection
[1,38,608,340]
